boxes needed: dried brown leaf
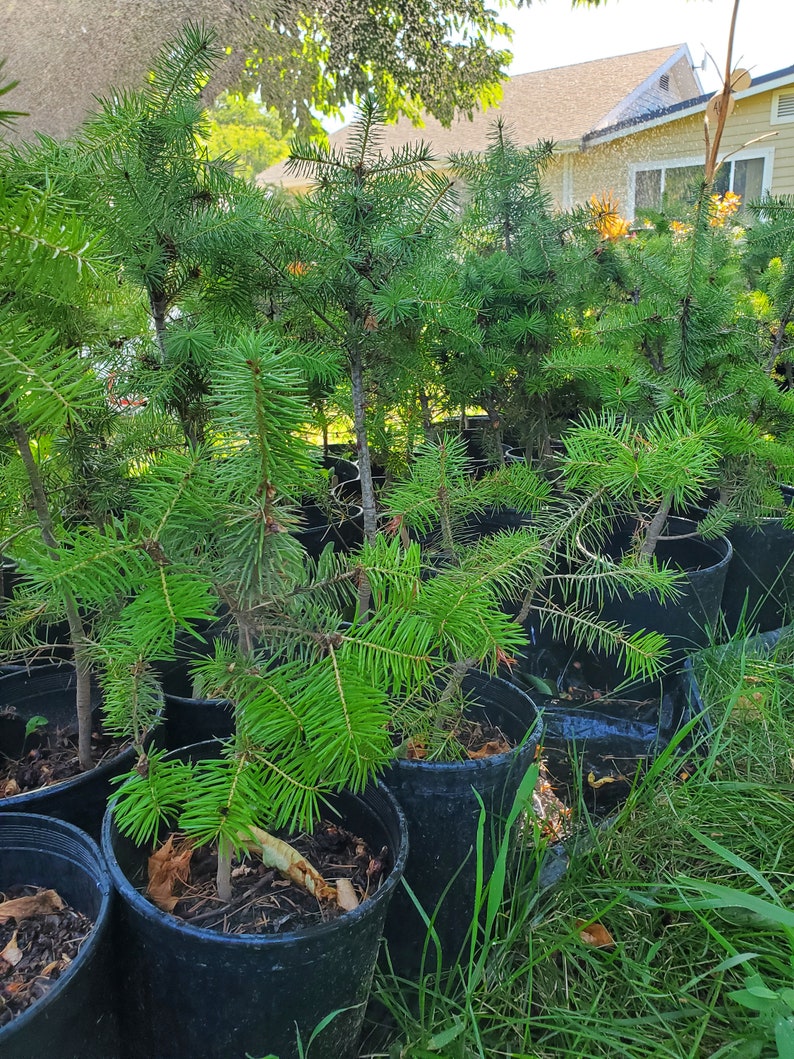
[0,930,23,966]
[242,826,336,903]
[336,877,359,912]
[468,738,511,760]
[147,834,194,912]
[587,770,628,789]
[0,889,64,923]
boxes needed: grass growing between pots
[362,631,794,1058]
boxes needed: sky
[503,0,790,94]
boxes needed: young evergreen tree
[72,22,273,446]
[0,124,214,769]
[449,120,619,462]
[265,95,473,542]
[583,182,794,529]
[745,195,794,393]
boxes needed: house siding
[560,88,794,217]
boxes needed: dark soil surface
[0,724,129,798]
[400,717,514,761]
[0,885,93,1027]
[153,820,391,936]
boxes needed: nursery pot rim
[729,484,793,526]
[574,516,733,575]
[102,771,408,949]
[0,812,112,1040]
[391,672,542,773]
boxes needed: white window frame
[627,146,775,219]
[770,89,794,125]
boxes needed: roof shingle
[258,44,687,188]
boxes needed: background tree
[205,92,293,182]
[1,0,544,142]
[72,24,272,447]
[271,96,470,543]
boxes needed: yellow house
[258,45,794,220]
[577,63,794,218]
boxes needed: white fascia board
[585,70,794,149]
[593,45,698,133]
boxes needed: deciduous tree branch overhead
[1,0,534,140]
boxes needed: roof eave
[583,64,794,148]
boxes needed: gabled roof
[258,44,695,188]
[583,62,794,147]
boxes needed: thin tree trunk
[704,0,741,181]
[150,288,201,447]
[216,836,233,904]
[765,304,794,375]
[150,290,169,362]
[350,349,377,545]
[418,390,433,439]
[639,493,674,560]
[483,397,505,467]
[8,415,94,769]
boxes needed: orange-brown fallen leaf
[576,919,615,948]
[2,778,20,797]
[468,738,512,760]
[0,889,64,923]
[147,834,194,912]
[406,740,427,760]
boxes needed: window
[629,151,772,218]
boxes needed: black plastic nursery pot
[417,506,533,557]
[380,671,541,977]
[719,486,794,636]
[150,621,236,751]
[293,499,365,558]
[102,752,408,1059]
[294,454,364,557]
[594,516,732,660]
[0,665,145,840]
[511,632,710,818]
[319,453,359,486]
[0,554,19,607]
[0,813,119,1059]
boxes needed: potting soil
[0,884,94,1026]
[0,722,130,797]
[148,821,391,935]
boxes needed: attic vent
[772,90,794,124]
[659,73,670,92]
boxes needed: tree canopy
[1,0,538,142]
[205,93,293,182]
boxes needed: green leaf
[24,715,48,739]
[776,1016,794,1059]
[428,1019,465,1050]
[520,673,557,697]
[728,987,776,1013]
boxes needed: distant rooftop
[258,44,696,188]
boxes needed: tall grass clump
[366,628,794,1057]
